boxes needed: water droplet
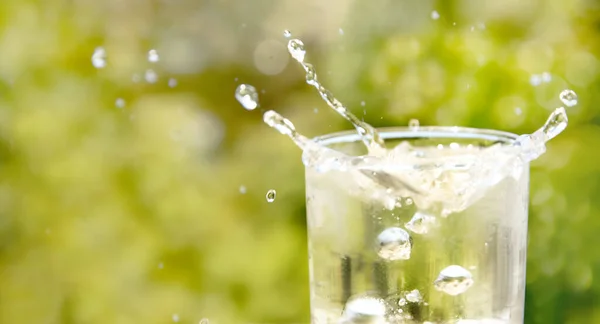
[541,107,568,140]
[239,185,247,194]
[235,84,259,110]
[341,296,387,323]
[339,28,344,35]
[405,289,422,303]
[376,227,412,261]
[199,319,209,324]
[266,189,276,202]
[408,119,420,131]
[172,314,180,322]
[559,89,578,107]
[168,78,178,88]
[158,262,164,269]
[313,108,319,114]
[148,49,160,63]
[434,265,474,296]
[405,212,436,234]
[115,98,125,108]
[398,298,407,306]
[431,10,440,20]
[283,30,292,38]
[449,142,460,150]
[287,39,306,63]
[91,47,107,68]
[145,69,158,83]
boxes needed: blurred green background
[0,0,598,323]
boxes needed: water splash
[285,36,386,155]
[235,84,259,110]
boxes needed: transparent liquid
[305,144,529,324]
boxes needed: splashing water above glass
[285,36,386,155]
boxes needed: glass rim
[313,126,519,147]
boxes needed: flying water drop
[172,314,180,322]
[148,49,160,63]
[376,227,412,261]
[287,39,306,63]
[283,29,292,38]
[559,89,578,107]
[239,185,247,194]
[235,84,259,110]
[168,78,178,88]
[339,28,344,35]
[266,189,276,202]
[434,265,474,296]
[541,107,568,141]
[91,47,107,68]
[431,10,440,20]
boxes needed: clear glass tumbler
[305,127,529,324]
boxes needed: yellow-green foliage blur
[0,0,598,323]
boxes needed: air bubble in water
[408,119,420,131]
[91,47,107,68]
[405,212,436,234]
[287,39,306,63]
[115,98,125,108]
[341,296,387,323]
[168,78,178,88]
[283,30,292,38]
[434,265,474,296]
[145,69,158,83]
[376,227,412,261]
[148,49,160,63]
[431,10,440,20]
[235,84,259,110]
[405,289,422,303]
[266,189,276,202]
[559,89,578,107]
